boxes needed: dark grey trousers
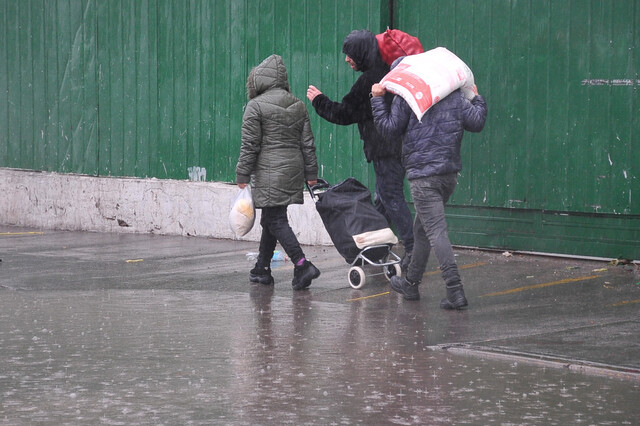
[406,173,461,287]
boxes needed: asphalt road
[1,226,638,424]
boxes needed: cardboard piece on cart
[353,228,398,249]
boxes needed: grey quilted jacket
[236,54,318,208]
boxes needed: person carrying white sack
[236,54,320,290]
[370,56,487,309]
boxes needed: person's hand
[371,83,386,97]
[307,85,322,102]
[307,180,317,187]
[237,183,248,189]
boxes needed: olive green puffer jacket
[236,54,318,208]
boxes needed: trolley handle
[306,178,331,200]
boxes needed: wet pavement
[1,226,639,424]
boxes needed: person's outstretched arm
[307,76,371,126]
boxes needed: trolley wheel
[384,263,402,281]
[348,266,366,289]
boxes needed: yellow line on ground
[425,261,488,276]
[480,275,601,297]
[348,291,390,302]
[610,299,640,307]
[460,261,489,269]
[0,232,44,236]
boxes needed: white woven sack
[380,47,475,121]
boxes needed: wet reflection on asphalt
[1,287,638,425]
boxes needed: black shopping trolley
[307,178,402,289]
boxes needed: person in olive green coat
[236,54,321,290]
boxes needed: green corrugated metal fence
[395,0,639,259]
[0,0,387,186]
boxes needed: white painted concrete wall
[0,168,333,246]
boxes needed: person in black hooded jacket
[307,29,414,266]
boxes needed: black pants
[373,156,414,253]
[257,206,305,267]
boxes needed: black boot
[292,260,320,290]
[440,282,468,309]
[249,265,274,285]
[389,276,420,301]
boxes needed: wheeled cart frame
[346,244,402,289]
[308,178,402,289]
